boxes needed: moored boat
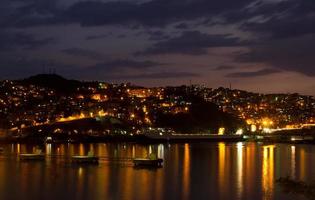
[71,151,99,164]
[133,158,163,167]
[133,153,163,167]
[19,149,45,161]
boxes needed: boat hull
[19,154,45,161]
[71,156,99,164]
[133,158,163,167]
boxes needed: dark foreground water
[0,142,313,200]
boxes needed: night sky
[1,0,315,95]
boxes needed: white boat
[133,153,163,167]
[19,149,45,161]
[133,158,163,167]
[71,151,99,164]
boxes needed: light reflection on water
[236,142,243,199]
[0,142,313,200]
[300,148,306,180]
[291,146,296,179]
[262,145,275,200]
[218,142,226,197]
[183,143,190,200]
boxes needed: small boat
[71,151,99,164]
[133,153,163,167]
[19,149,45,161]
[133,158,163,167]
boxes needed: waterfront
[0,142,313,200]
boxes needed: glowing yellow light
[236,128,243,135]
[246,119,254,125]
[251,124,257,132]
[91,94,101,101]
[263,128,272,133]
[54,128,62,133]
[262,145,275,198]
[262,118,274,127]
[162,103,171,107]
[98,110,107,116]
[218,127,225,135]
[145,117,151,124]
[143,106,147,113]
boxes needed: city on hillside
[0,74,314,142]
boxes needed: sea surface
[0,142,313,200]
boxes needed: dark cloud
[146,30,170,41]
[85,33,112,40]
[134,30,170,40]
[226,68,281,78]
[117,34,126,38]
[213,65,236,71]
[0,31,55,51]
[0,0,314,93]
[110,72,200,80]
[62,48,105,60]
[2,0,314,41]
[223,0,291,24]
[88,59,163,72]
[174,23,189,29]
[234,0,315,39]
[137,31,244,55]
[0,56,76,79]
[62,0,251,27]
[1,0,252,28]
[0,0,62,28]
[61,58,166,80]
[241,14,315,40]
[0,56,163,80]
[236,35,315,76]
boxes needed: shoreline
[1,135,315,145]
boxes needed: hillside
[20,74,82,93]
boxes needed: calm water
[0,142,313,200]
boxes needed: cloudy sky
[1,0,315,95]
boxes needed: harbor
[0,142,313,200]
[0,145,164,168]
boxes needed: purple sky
[0,0,315,95]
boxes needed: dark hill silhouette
[20,74,82,93]
[155,97,245,134]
